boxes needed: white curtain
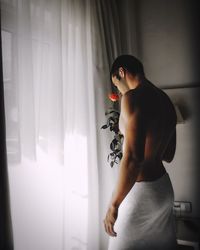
[1,0,122,249]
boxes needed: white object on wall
[174,105,185,124]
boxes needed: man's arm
[110,92,146,208]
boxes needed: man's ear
[119,67,125,78]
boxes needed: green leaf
[105,110,114,115]
[105,110,120,116]
[111,138,118,145]
[118,151,123,156]
[114,149,120,154]
[110,161,114,168]
[101,124,108,129]
[110,141,115,151]
[107,117,115,126]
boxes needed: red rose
[108,93,119,102]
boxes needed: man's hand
[103,205,118,237]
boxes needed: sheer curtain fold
[1,0,122,249]
[94,0,122,68]
[89,1,123,249]
[0,15,14,249]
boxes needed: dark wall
[117,0,200,88]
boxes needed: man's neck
[128,77,142,91]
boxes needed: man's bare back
[119,79,177,182]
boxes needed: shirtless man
[103,55,177,241]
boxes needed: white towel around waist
[108,172,177,250]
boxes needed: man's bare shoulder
[121,89,142,111]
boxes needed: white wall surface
[164,87,200,218]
